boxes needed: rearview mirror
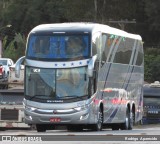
[87,55,97,77]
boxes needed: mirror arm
[15,56,25,78]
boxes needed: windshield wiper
[57,95,85,100]
[29,95,46,100]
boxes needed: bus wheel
[36,124,46,132]
[93,108,103,131]
[120,109,130,130]
[128,111,134,130]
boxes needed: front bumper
[24,107,94,125]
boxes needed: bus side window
[92,32,101,58]
[113,37,133,64]
[102,34,109,62]
[92,43,97,56]
[136,41,143,66]
[106,34,119,62]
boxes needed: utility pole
[107,19,136,30]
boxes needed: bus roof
[30,23,142,41]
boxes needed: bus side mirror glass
[87,68,93,77]
[15,56,25,78]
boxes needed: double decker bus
[15,23,144,132]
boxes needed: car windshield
[144,97,160,107]
[25,66,89,101]
[26,34,90,60]
[0,60,7,65]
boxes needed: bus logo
[32,69,40,73]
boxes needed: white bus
[15,23,144,132]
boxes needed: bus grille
[1,109,18,120]
[147,114,160,118]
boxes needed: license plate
[148,111,158,114]
[50,118,61,122]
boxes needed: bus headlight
[74,104,89,111]
[25,105,37,112]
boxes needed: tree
[144,1,160,31]
[1,0,65,35]
[151,56,160,81]
[144,48,160,82]
[142,1,160,46]
[144,54,155,82]
[62,0,95,22]
[2,33,26,62]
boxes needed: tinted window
[113,38,134,64]
[136,41,143,66]
[101,34,110,62]
[144,97,160,106]
[0,60,7,65]
[26,34,90,61]
[92,32,101,58]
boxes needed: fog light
[80,113,89,120]
[29,116,33,120]
[26,114,33,120]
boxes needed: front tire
[36,124,46,132]
[93,108,103,131]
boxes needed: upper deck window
[26,34,90,61]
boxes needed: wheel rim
[129,111,134,129]
[97,110,103,130]
[126,116,129,128]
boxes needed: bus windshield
[25,66,89,101]
[144,97,160,107]
[26,34,90,60]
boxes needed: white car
[8,64,24,88]
[0,58,14,77]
